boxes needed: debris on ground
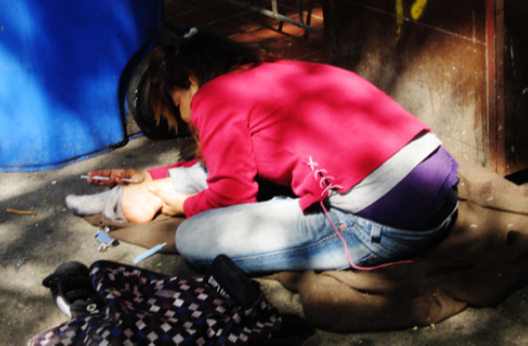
[6,208,39,216]
[14,257,28,273]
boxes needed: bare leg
[122,178,174,223]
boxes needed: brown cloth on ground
[271,158,528,332]
[84,214,183,254]
[83,158,528,333]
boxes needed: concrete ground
[2,1,528,344]
[2,135,528,345]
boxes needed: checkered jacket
[29,260,281,345]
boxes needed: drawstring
[306,156,344,196]
[307,156,413,271]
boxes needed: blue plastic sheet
[0,0,163,171]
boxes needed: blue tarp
[0,0,163,171]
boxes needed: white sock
[65,186,126,223]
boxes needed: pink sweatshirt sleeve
[183,94,259,218]
[147,158,201,180]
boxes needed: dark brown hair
[148,32,275,132]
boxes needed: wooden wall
[503,0,528,175]
[323,0,527,175]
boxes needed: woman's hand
[86,169,151,187]
[148,187,193,216]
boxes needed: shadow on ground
[2,136,528,345]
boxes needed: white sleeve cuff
[168,161,209,194]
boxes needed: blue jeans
[176,196,456,274]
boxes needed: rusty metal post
[495,0,506,175]
[486,0,497,172]
[487,0,506,174]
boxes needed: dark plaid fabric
[29,260,281,345]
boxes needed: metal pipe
[220,0,324,35]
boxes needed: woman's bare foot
[121,177,174,223]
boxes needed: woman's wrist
[180,193,197,216]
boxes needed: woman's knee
[175,218,195,256]
[175,215,224,265]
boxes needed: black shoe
[42,261,105,319]
[204,255,261,311]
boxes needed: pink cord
[320,201,413,271]
[306,156,413,271]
